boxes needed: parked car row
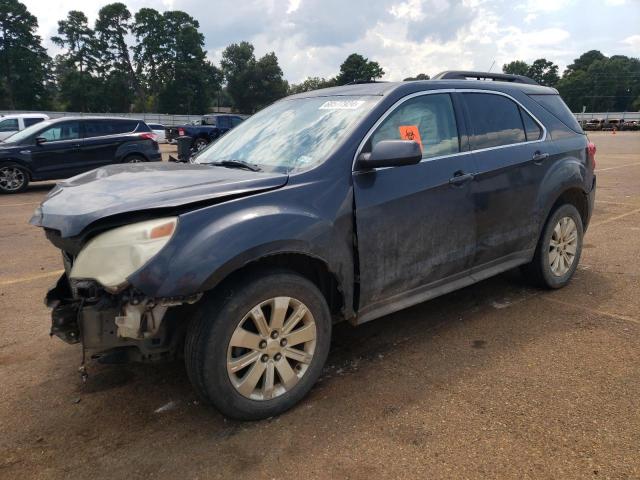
[581,118,640,131]
[0,117,161,193]
[165,114,246,151]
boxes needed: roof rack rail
[345,79,388,85]
[432,70,539,85]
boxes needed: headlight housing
[70,217,178,291]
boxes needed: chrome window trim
[352,88,548,172]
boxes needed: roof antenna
[488,60,496,73]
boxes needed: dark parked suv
[32,71,596,419]
[0,117,161,193]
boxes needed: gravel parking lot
[1,133,639,479]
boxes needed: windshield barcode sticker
[319,100,366,110]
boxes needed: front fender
[128,194,354,306]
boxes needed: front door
[29,121,83,180]
[353,93,477,316]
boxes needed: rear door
[460,92,547,269]
[29,120,83,179]
[353,92,477,314]
[82,119,139,168]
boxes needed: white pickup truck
[0,113,50,141]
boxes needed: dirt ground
[1,133,639,479]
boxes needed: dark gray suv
[33,71,596,419]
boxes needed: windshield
[194,95,380,173]
[2,119,55,144]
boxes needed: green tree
[94,3,141,110]
[51,11,101,111]
[527,58,559,87]
[403,73,430,81]
[221,41,288,113]
[557,52,640,112]
[564,50,606,76]
[335,53,384,85]
[157,15,222,114]
[289,76,335,94]
[132,8,167,111]
[503,60,530,76]
[0,0,51,109]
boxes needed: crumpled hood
[30,162,288,237]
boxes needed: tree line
[503,52,640,112]
[1,0,638,114]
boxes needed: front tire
[0,163,29,194]
[185,270,332,420]
[522,204,584,289]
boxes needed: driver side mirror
[35,137,47,145]
[356,140,422,170]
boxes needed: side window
[39,122,80,141]
[84,121,108,138]
[24,117,46,127]
[369,93,460,160]
[109,120,138,134]
[231,117,243,127]
[463,93,526,150]
[217,117,230,129]
[0,118,19,132]
[520,107,542,141]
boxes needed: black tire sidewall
[124,155,145,163]
[0,163,29,194]
[194,138,207,150]
[538,204,584,288]
[194,271,332,420]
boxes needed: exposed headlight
[70,217,178,291]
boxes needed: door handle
[73,143,81,148]
[532,151,549,164]
[449,171,475,186]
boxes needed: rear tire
[193,138,208,151]
[0,163,29,194]
[185,269,332,420]
[521,204,583,289]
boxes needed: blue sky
[24,0,640,82]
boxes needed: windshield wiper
[206,159,262,172]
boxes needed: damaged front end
[47,271,200,363]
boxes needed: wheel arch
[202,249,346,320]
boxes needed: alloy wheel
[549,216,578,276]
[0,166,25,192]
[227,296,317,401]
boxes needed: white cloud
[18,0,640,84]
[286,0,301,14]
[622,34,640,48]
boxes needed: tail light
[587,142,597,169]
[139,132,158,142]
[178,128,185,136]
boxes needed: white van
[0,113,50,141]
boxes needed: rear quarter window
[528,94,583,134]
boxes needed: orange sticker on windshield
[399,125,422,150]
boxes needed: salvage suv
[32,71,596,420]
